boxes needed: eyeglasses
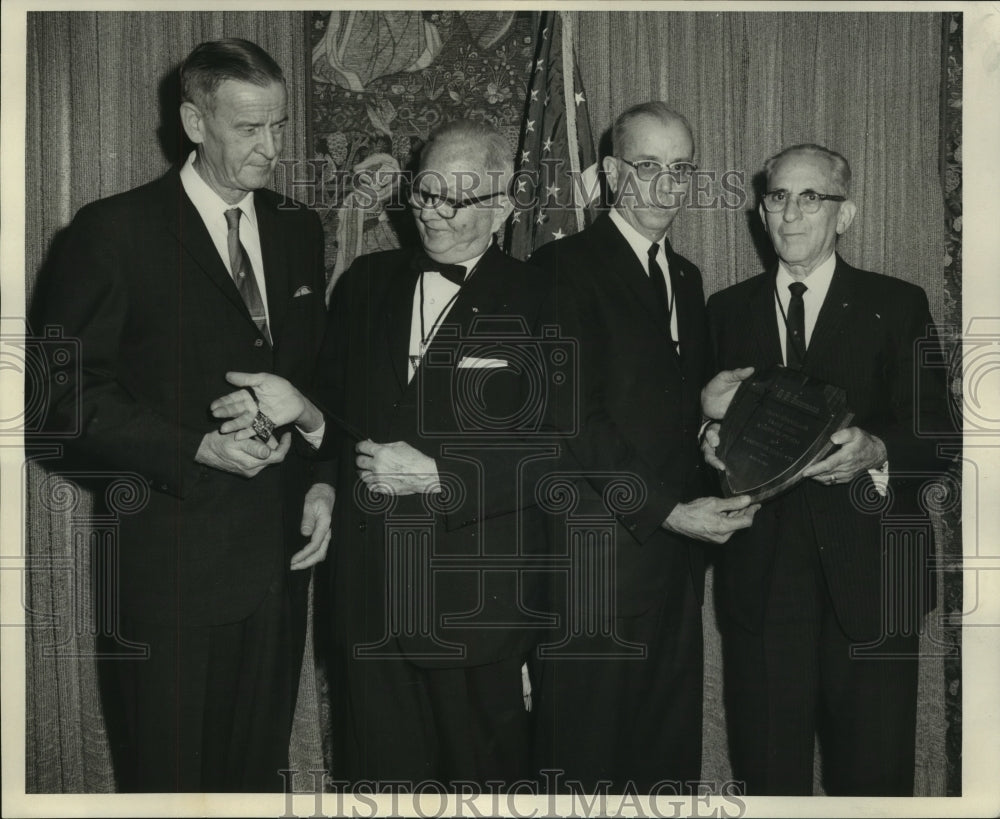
[617,157,698,183]
[762,189,846,215]
[408,188,505,219]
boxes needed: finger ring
[251,410,275,443]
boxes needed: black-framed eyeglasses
[762,189,846,215]
[617,157,698,182]
[408,189,505,219]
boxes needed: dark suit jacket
[40,167,328,627]
[707,255,953,641]
[312,244,563,668]
[530,213,712,616]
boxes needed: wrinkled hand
[355,439,441,496]
[194,430,291,477]
[701,367,755,421]
[662,495,760,544]
[801,426,887,486]
[293,483,335,570]
[701,422,725,471]
[210,371,321,440]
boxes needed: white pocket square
[292,285,313,298]
[457,355,507,369]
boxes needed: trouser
[97,572,304,792]
[532,577,704,794]
[329,648,532,789]
[722,496,920,796]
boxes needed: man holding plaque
[704,144,953,795]
[529,102,758,792]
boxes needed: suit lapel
[255,193,290,347]
[384,254,421,393]
[594,215,677,350]
[159,170,248,319]
[750,269,784,366]
[805,255,855,367]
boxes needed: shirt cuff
[297,421,325,450]
[868,460,890,496]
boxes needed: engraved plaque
[717,367,854,503]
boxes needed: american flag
[504,11,599,260]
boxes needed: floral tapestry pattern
[308,10,538,292]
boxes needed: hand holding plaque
[714,366,854,503]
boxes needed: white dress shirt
[772,251,837,363]
[772,251,888,490]
[406,249,487,383]
[609,208,679,348]
[179,151,271,322]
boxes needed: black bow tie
[411,251,467,286]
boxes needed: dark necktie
[411,250,467,285]
[786,281,808,369]
[648,242,679,353]
[225,208,271,345]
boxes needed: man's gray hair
[611,101,694,156]
[422,119,515,183]
[180,38,284,111]
[764,144,852,195]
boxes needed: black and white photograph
[1,2,997,816]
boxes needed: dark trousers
[97,573,304,792]
[722,495,920,796]
[532,576,703,794]
[329,649,532,788]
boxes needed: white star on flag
[535,212,547,225]
[575,91,586,105]
[535,59,545,72]
[521,150,530,163]
[511,212,521,223]
[517,179,528,193]
[530,89,539,102]
[546,185,561,200]
[542,137,554,153]
[526,120,535,133]
[553,228,566,240]
[542,27,549,39]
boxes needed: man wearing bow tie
[527,102,758,792]
[703,144,954,795]
[214,119,562,787]
[37,40,329,791]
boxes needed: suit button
[358,522,367,532]
[254,338,264,347]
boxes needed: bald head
[611,101,695,158]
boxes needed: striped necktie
[225,207,271,345]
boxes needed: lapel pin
[472,307,479,313]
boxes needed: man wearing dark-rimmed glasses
[703,143,953,794]
[210,118,562,788]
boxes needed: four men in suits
[39,31,949,793]
[40,39,331,791]
[528,102,757,792]
[213,119,563,786]
[704,144,953,795]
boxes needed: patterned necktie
[648,242,679,353]
[786,281,808,369]
[225,208,271,345]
